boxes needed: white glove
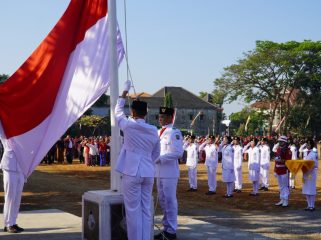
[123,80,131,92]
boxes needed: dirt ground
[1,160,321,238]
[0,160,321,239]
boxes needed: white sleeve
[115,98,129,130]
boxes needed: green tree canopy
[229,108,267,136]
[0,74,9,84]
[214,40,321,135]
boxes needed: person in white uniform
[244,139,260,196]
[220,136,235,198]
[154,106,183,240]
[233,137,243,193]
[199,135,219,195]
[0,125,25,233]
[115,80,160,240]
[183,135,199,191]
[259,138,271,191]
[302,139,318,211]
[289,140,298,189]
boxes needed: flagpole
[108,0,122,192]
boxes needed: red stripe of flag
[0,0,107,138]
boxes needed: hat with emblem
[159,92,174,116]
[159,107,174,116]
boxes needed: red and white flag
[0,0,124,177]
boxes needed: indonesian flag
[0,0,124,177]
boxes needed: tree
[214,40,321,135]
[229,108,266,136]
[163,92,173,108]
[211,89,226,108]
[199,91,208,99]
[0,74,9,84]
[74,115,110,136]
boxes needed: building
[91,86,221,136]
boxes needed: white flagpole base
[82,190,154,240]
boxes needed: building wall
[147,108,217,136]
[90,106,217,136]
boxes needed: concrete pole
[108,0,122,192]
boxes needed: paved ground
[1,209,320,240]
[0,209,81,240]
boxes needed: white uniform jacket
[302,148,318,195]
[290,145,298,160]
[245,146,260,171]
[233,145,243,170]
[183,142,199,168]
[199,142,218,168]
[221,144,234,170]
[115,98,160,177]
[260,144,270,169]
[156,124,183,178]
[0,126,19,172]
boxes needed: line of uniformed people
[182,135,319,210]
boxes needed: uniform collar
[162,123,173,128]
[135,118,145,123]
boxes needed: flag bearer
[154,106,183,240]
[115,80,160,240]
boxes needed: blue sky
[1,1,321,117]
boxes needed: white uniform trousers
[226,182,234,196]
[156,178,178,234]
[289,173,295,188]
[260,167,270,188]
[252,181,259,194]
[306,195,316,208]
[188,167,197,189]
[3,170,25,227]
[234,168,242,190]
[122,175,154,240]
[206,166,217,192]
[277,173,290,200]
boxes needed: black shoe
[304,207,310,211]
[264,187,269,191]
[259,186,265,190]
[223,194,233,198]
[191,188,197,192]
[205,191,216,195]
[13,224,24,232]
[6,226,20,233]
[308,207,315,212]
[233,189,237,192]
[154,232,163,239]
[236,189,242,193]
[187,188,193,192]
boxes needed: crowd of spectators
[41,135,111,166]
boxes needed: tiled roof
[151,86,219,109]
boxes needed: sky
[1,1,321,117]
